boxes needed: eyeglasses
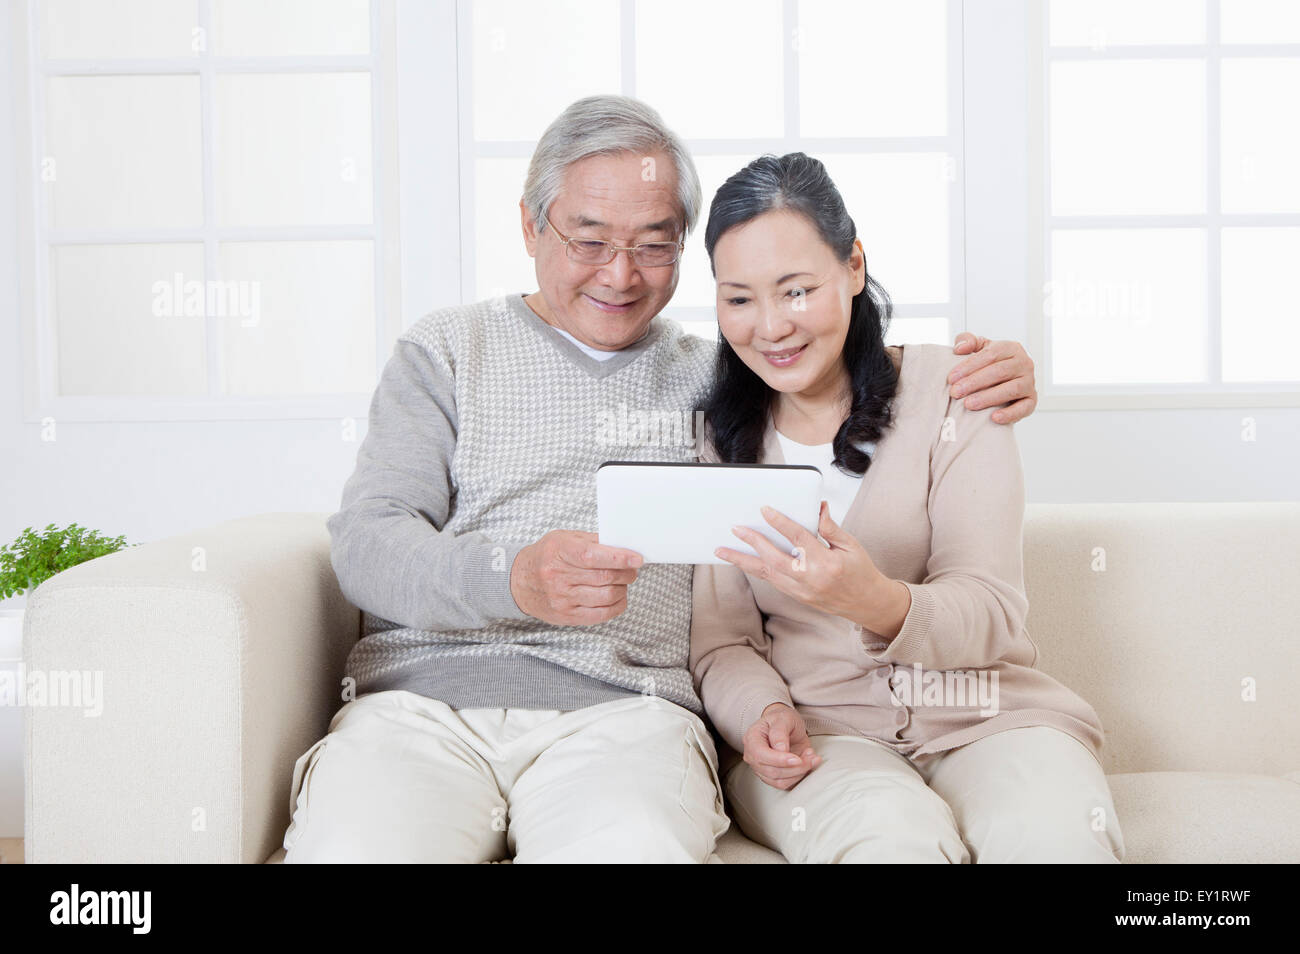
[545,218,684,268]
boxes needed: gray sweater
[329,293,716,713]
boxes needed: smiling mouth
[585,294,638,312]
[759,343,800,358]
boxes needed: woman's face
[712,209,865,400]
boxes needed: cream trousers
[725,725,1126,863]
[282,689,730,863]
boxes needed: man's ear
[521,199,540,258]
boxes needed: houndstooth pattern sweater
[328,293,716,714]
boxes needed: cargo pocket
[282,736,330,855]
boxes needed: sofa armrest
[23,512,358,862]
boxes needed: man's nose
[595,249,639,289]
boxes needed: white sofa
[22,504,1300,863]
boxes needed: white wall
[1019,407,1298,501]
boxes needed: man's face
[521,150,683,351]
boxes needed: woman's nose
[757,298,795,342]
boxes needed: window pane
[1048,229,1206,384]
[885,317,951,346]
[1050,60,1205,215]
[473,157,534,300]
[674,154,759,308]
[215,72,373,226]
[50,243,207,396]
[820,153,951,305]
[1221,58,1300,214]
[1221,0,1300,43]
[212,0,370,56]
[473,0,620,142]
[219,241,376,395]
[1049,0,1205,47]
[41,0,200,59]
[1221,228,1300,382]
[799,0,946,137]
[637,0,784,140]
[46,75,203,230]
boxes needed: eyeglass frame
[542,216,685,268]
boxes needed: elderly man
[282,95,1039,863]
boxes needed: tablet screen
[596,461,824,564]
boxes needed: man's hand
[949,333,1038,424]
[509,530,643,626]
[743,702,822,790]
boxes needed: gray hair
[522,95,703,235]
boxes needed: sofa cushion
[713,826,785,863]
[1108,771,1300,864]
[710,771,1300,864]
[265,771,1300,864]
[264,827,785,864]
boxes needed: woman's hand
[743,702,821,790]
[715,500,909,636]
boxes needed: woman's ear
[850,239,867,295]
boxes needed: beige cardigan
[689,343,1106,768]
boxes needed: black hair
[701,152,898,476]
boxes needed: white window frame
[12,0,404,423]
[448,0,968,344]
[1025,0,1300,410]
[393,0,460,333]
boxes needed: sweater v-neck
[760,344,906,533]
[506,292,666,380]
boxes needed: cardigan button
[893,709,909,727]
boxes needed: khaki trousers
[282,689,730,863]
[725,725,1125,863]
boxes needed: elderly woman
[689,152,1125,863]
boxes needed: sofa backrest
[1023,502,1300,776]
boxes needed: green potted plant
[0,521,136,674]
[0,522,133,604]
[0,519,136,659]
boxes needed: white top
[552,325,622,361]
[774,430,876,527]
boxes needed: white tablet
[596,461,824,565]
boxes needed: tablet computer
[596,460,824,565]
